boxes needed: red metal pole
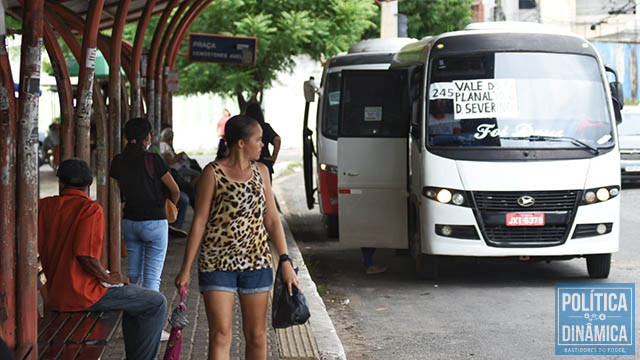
[147,0,180,141]
[42,22,74,162]
[74,0,105,164]
[0,34,17,350]
[130,0,156,118]
[91,81,109,267]
[165,0,213,124]
[45,4,110,266]
[154,0,195,130]
[16,0,44,357]
[107,0,131,274]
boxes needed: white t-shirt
[159,141,182,170]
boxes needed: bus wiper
[500,135,600,154]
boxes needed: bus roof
[348,38,417,54]
[392,23,598,68]
[326,38,418,68]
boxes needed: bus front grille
[470,190,581,247]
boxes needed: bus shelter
[0,1,214,358]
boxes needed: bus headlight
[422,187,469,207]
[584,191,596,203]
[596,188,610,202]
[436,189,452,203]
[582,186,619,205]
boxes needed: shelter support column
[74,0,105,163]
[131,0,157,118]
[0,34,17,350]
[107,0,131,273]
[16,0,44,358]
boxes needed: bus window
[340,70,409,138]
[322,72,341,140]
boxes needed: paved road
[273,164,640,360]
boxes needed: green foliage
[174,0,376,106]
[362,0,474,40]
[5,15,21,31]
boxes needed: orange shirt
[38,189,108,311]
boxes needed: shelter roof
[7,0,190,31]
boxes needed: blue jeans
[86,285,167,360]
[173,191,189,229]
[123,219,168,291]
[361,247,376,267]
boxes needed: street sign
[188,33,257,66]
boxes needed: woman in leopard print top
[175,115,299,359]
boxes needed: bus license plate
[506,213,545,227]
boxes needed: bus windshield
[426,52,614,151]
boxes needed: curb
[279,214,346,360]
[274,179,346,360]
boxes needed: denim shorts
[199,268,273,294]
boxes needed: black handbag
[271,265,310,329]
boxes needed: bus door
[337,69,410,248]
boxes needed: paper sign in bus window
[452,79,517,120]
[328,91,340,106]
[429,82,455,100]
[364,106,382,122]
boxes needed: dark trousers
[361,247,376,267]
[86,285,167,360]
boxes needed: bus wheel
[586,254,611,279]
[416,254,439,280]
[411,218,439,279]
[326,214,339,238]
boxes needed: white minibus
[302,38,416,236]
[336,23,623,279]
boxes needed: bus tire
[586,254,611,279]
[326,214,339,238]
[416,254,439,280]
[410,215,439,279]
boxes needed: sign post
[188,33,257,66]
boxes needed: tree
[174,0,377,109]
[362,0,474,40]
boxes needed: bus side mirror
[303,77,318,102]
[605,66,623,124]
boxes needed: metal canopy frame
[0,1,210,358]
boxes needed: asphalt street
[273,162,640,360]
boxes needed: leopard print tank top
[198,161,272,272]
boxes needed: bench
[37,310,122,359]
[35,256,123,360]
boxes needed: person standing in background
[217,109,231,138]
[110,118,180,292]
[244,103,281,182]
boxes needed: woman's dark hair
[216,115,259,159]
[122,117,152,163]
[244,102,265,124]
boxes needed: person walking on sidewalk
[244,103,281,182]
[175,115,300,360]
[110,118,180,292]
[39,159,167,360]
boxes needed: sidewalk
[38,151,344,359]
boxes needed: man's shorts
[199,268,273,294]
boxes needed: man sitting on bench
[38,158,167,360]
